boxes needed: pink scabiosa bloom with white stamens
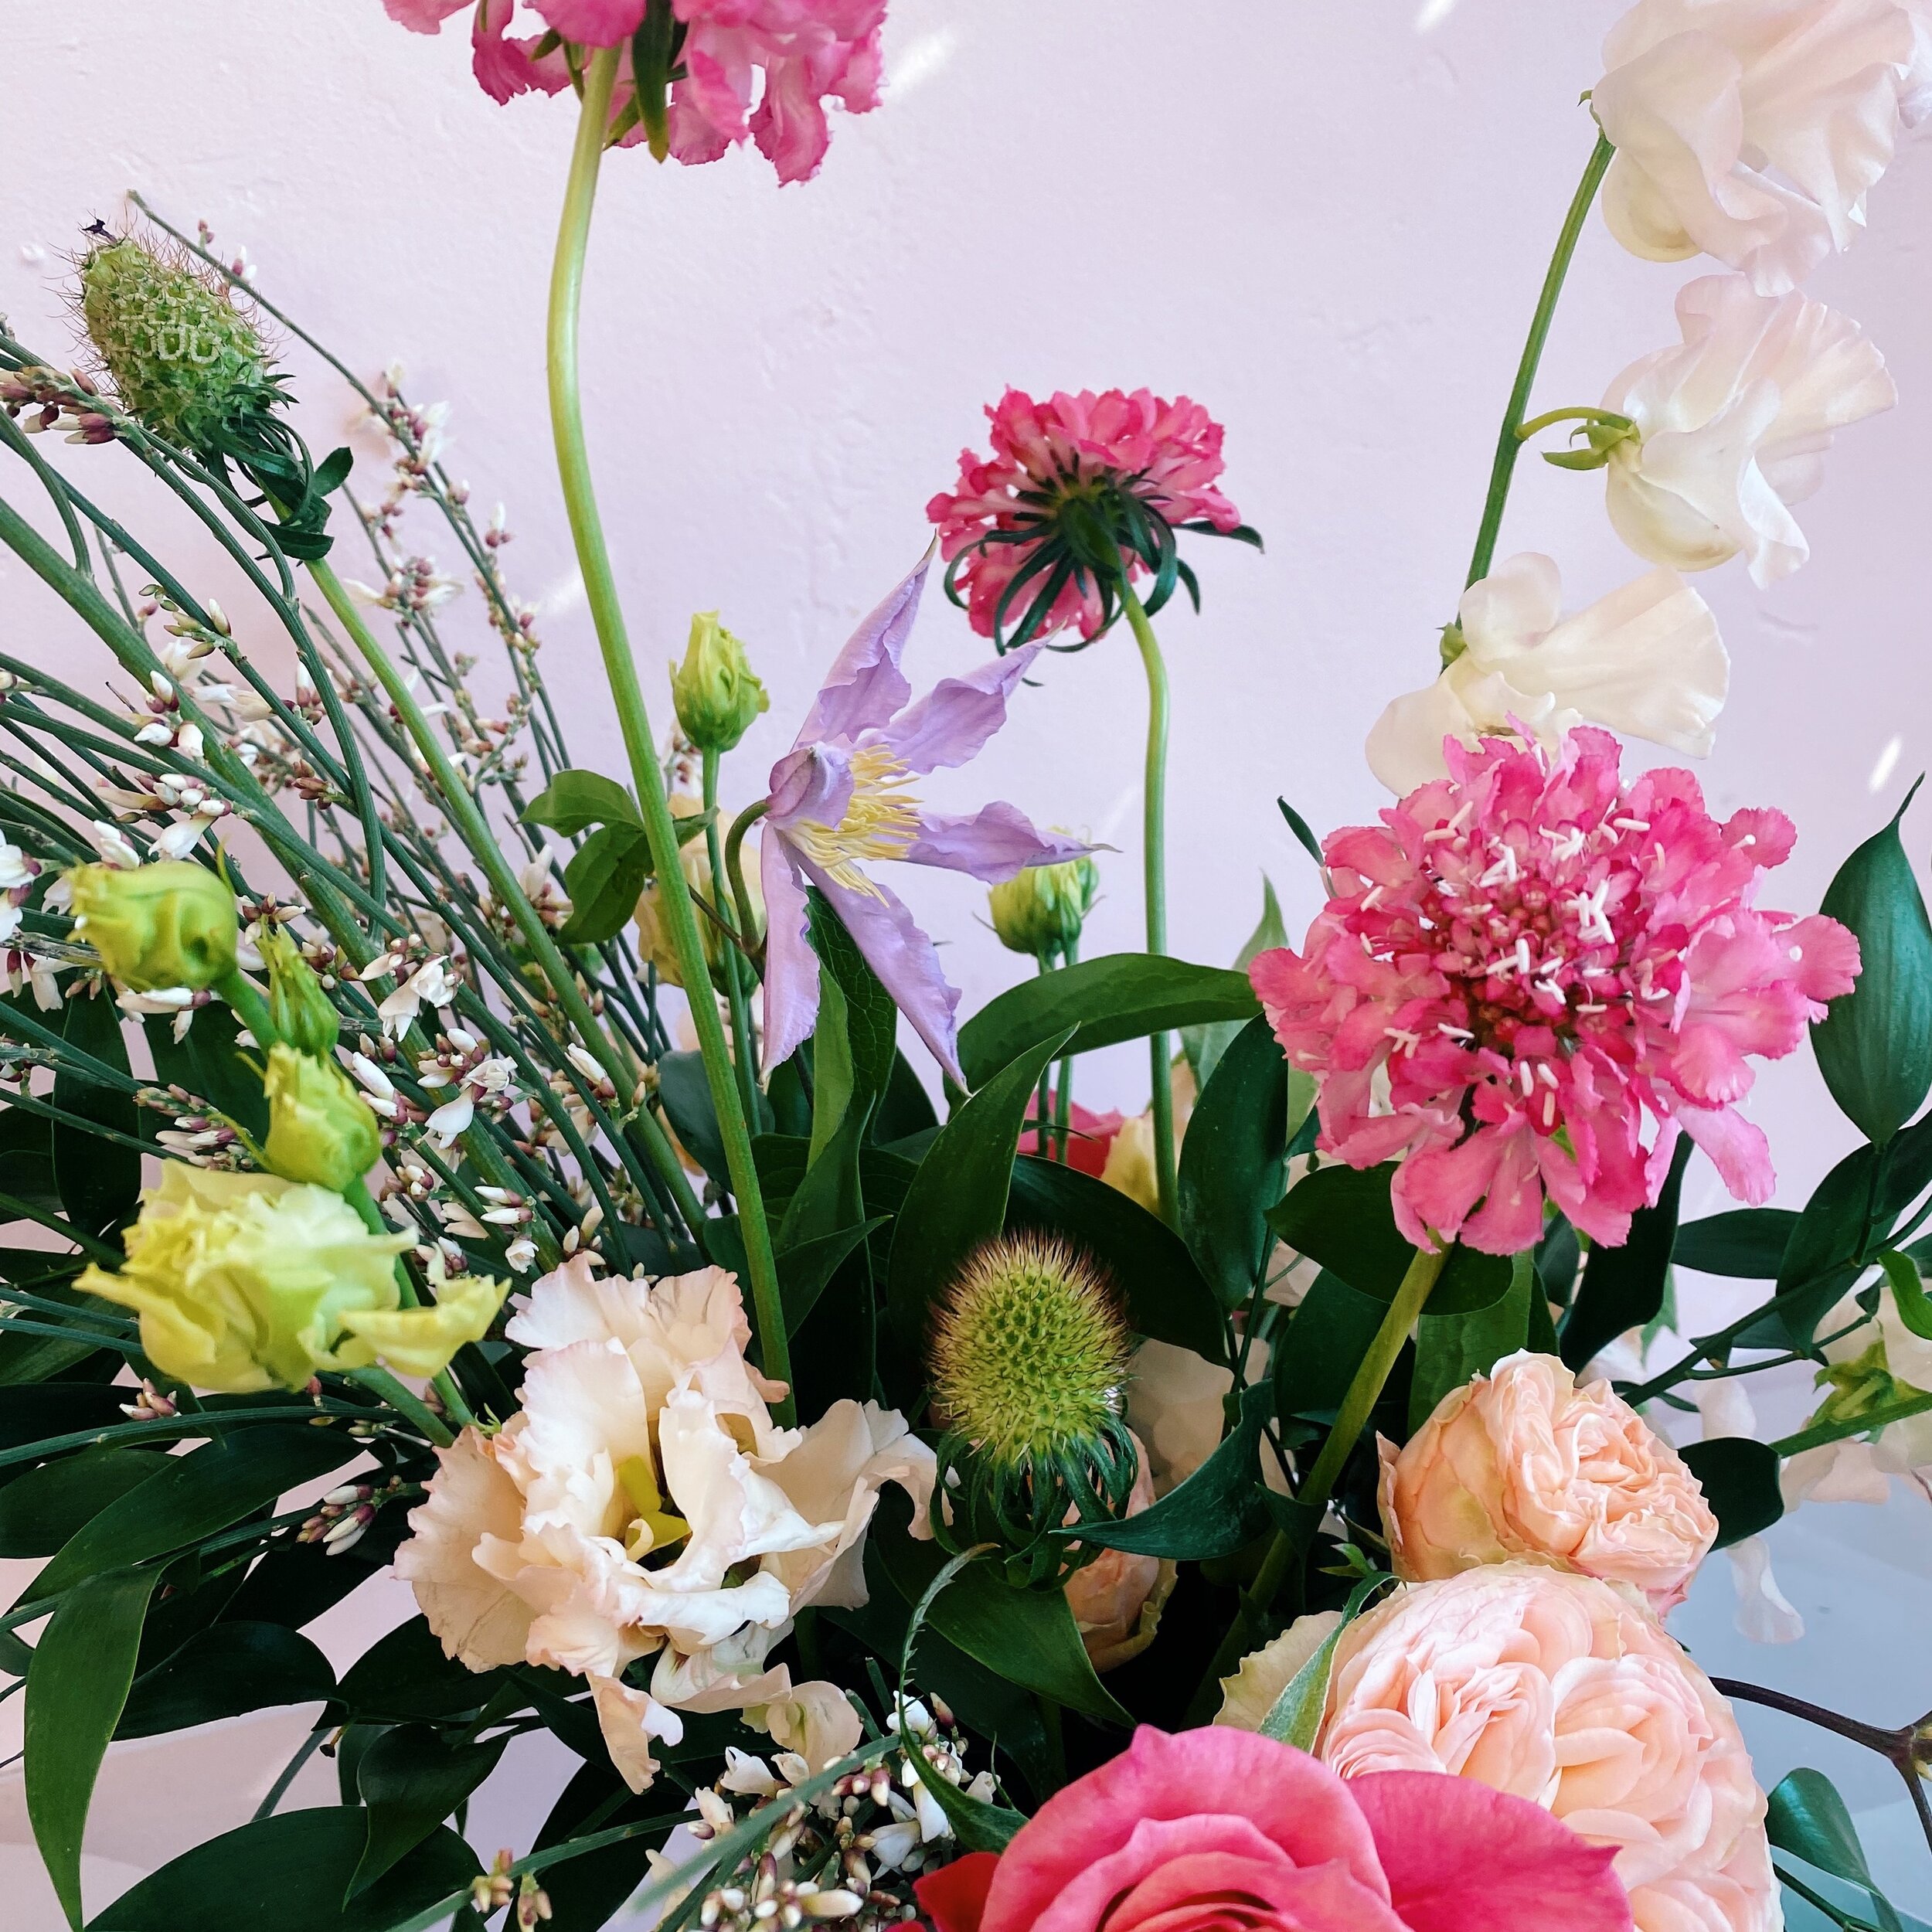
[1249,727,1859,1254]
[927,387,1255,648]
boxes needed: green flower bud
[988,852,1099,961]
[78,236,277,454]
[260,927,340,1057]
[670,612,768,754]
[262,1043,382,1192]
[68,859,239,992]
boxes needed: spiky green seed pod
[927,1234,1141,1587]
[78,237,277,454]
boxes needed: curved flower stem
[702,750,762,1133]
[726,800,770,974]
[1461,129,1615,600]
[550,48,790,1420]
[349,1365,454,1449]
[1117,578,1177,1224]
[1053,936,1078,1161]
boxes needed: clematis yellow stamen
[616,1453,691,1561]
[787,745,919,897]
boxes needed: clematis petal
[873,645,1043,775]
[760,841,818,1075]
[903,804,1090,884]
[792,558,927,750]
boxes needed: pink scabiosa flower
[1250,727,1858,1254]
[927,387,1257,648]
[383,0,885,182]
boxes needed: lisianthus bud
[78,236,275,454]
[634,793,764,992]
[75,1165,492,1393]
[262,1043,383,1191]
[68,859,238,992]
[988,850,1098,961]
[670,611,767,754]
[259,926,340,1056]
[927,1233,1139,1586]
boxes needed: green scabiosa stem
[550,47,791,1420]
[1462,130,1615,599]
[1117,578,1176,1223]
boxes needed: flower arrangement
[2,6,1930,1932]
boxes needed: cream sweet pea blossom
[1594,0,1932,293]
[1366,553,1727,794]
[1602,274,1896,585]
[396,1256,934,1790]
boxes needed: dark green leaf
[655,1051,729,1189]
[1265,1163,1410,1300]
[1679,1437,1784,1549]
[875,1048,938,1143]
[1768,1769,1903,1932]
[145,1003,268,1142]
[53,985,138,1236]
[1276,1270,1389,1420]
[906,1747,1026,1852]
[806,887,900,1152]
[1008,1155,1226,1361]
[1066,1383,1271,1558]
[1536,1215,1580,1307]
[520,769,640,837]
[558,824,651,945]
[355,1723,510,1894]
[89,1808,481,1932]
[1180,1016,1287,1311]
[886,1029,1073,1345]
[0,1446,165,1556]
[117,1619,334,1738]
[0,1098,60,1216]
[1411,1251,1533,1430]
[1277,798,1327,872]
[958,956,1256,1089]
[21,1426,361,1608]
[1181,878,1286,1090]
[1811,784,1932,1144]
[778,1216,886,1331]
[338,1614,503,1722]
[1675,1209,1799,1280]
[0,1379,126,1451]
[1562,1136,1692,1370]
[26,1566,157,1927]
[1876,1248,1932,1340]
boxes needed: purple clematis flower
[761,557,1087,1085]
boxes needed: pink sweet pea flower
[927,387,1253,648]
[1250,726,1858,1254]
[913,1724,1633,1932]
[760,560,1087,1085]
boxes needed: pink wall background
[3,2,1930,1920]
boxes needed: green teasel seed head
[77,234,279,455]
[930,1233,1130,1466]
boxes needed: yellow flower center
[616,1452,691,1563]
[787,745,919,897]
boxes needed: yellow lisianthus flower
[261,1043,383,1192]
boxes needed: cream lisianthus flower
[1366,553,1726,795]
[1781,1284,1932,1504]
[1594,0,1932,294]
[1602,274,1896,586]
[396,1256,934,1791]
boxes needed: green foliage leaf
[1180,1015,1287,1311]
[1276,1269,1388,1421]
[53,985,139,1236]
[1675,1209,1798,1280]
[22,1425,360,1608]
[1181,878,1285,1090]
[26,1565,157,1927]
[886,1029,1073,1345]
[117,1619,335,1737]
[145,1002,268,1142]
[338,1614,503,1722]
[88,1808,481,1931]
[0,1445,165,1556]
[1768,1768,1903,1932]
[1411,1251,1532,1430]
[1276,797,1327,872]
[1258,1573,1393,1750]
[1679,1437,1784,1549]
[777,1216,887,1332]
[958,955,1256,1089]
[0,1100,61,1216]
[1265,1163,1410,1300]
[354,1723,510,1894]
[1561,1136,1692,1371]
[1065,1383,1272,1559]
[1008,1155,1226,1362]
[655,1050,729,1189]
[0,1379,127,1451]
[1811,784,1932,1144]
[906,1744,1026,1852]
[558,823,651,945]
[521,769,641,837]
[1877,1247,1932,1340]
[806,886,900,1155]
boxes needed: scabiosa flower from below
[927,386,1256,648]
[1250,727,1859,1254]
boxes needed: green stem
[1053,937,1077,1162]
[549,48,790,1420]
[214,968,276,1049]
[703,749,762,1133]
[726,800,770,972]
[1461,130,1614,597]
[1118,579,1176,1224]
[349,1365,454,1447]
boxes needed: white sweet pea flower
[1602,274,1896,586]
[371,954,461,1039]
[395,1257,934,1791]
[86,820,141,869]
[1594,0,1932,293]
[1692,1371,1808,1642]
[1366,553,1728,794]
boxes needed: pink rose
[1320,1566,1779,1932]
[914,1724,1633,1932]
[1379,1351,1719,1614]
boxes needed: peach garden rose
[1378,1350,1719,1615]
